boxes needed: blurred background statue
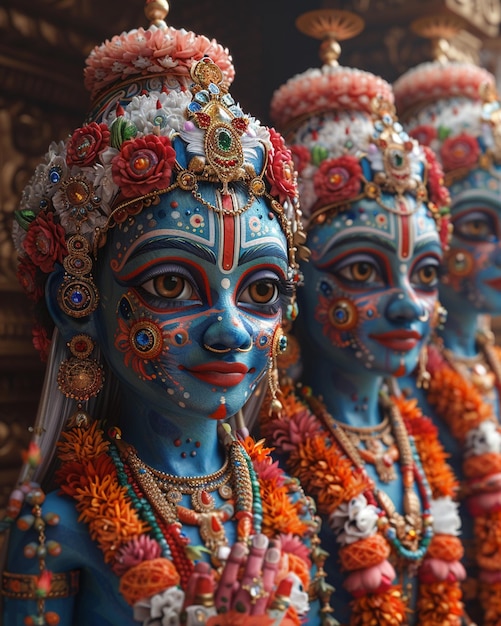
[394,16,501,624]
[259,9,465,626]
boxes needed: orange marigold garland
[55,422,148,563]
[426,343,501,626]
[55,419,320,621]
[261,382,464,626]
[392,395,458,499]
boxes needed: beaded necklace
[260,382,464,626]
[329,415,399,483]
[55,418,334,621]
[109,433,256,574]
[304,391,433,563]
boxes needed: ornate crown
[84,0,235,119]
[12,3,305,360]
[270,9,450,244]
[394,61,501,188]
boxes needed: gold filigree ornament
[480,81,501,164]
[57,234,99,318]
[56,175,103,318]
[57,334,104,403]
[179,57,260,204]
[370,96,427,202]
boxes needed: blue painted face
[441,166,501,314]
[94,184,289,421]
[298,194,442,377]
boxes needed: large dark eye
[411,258,439,290]
[142,274,195,300]
[453,210,497,242]
[416,265,438,286]
[240,280,279,305]
[337,261,380,284]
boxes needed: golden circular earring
[57,234,99,318]
[57,334,104,402]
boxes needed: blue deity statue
[0,4,328,626]
[394,59,501,625]
[259,11,465,626]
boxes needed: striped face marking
[221,194,237,271]
[96,187,290,423]
[299,195,442,377]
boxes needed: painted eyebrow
[125,237,217,265]
[324,232,397,255]
[239,242,289,266]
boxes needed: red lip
[182,361,249,387]
[485,277,501,290]
[368,330,422,352]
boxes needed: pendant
[363,440,398,483]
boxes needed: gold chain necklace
[330,414,399,483]
[441,329,499,395]
[305,392,425,554]
[115,439,237,560]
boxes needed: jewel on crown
[183,57,251,194]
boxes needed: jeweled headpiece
[13,1,304,359]
[270,9,450,238]
[393,16,501,191]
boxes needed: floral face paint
[298,194,442,378]
[95,185,290,422]
[440,169,501,314]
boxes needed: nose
[385,289,424,323]
[202,307,253,354]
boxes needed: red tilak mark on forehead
[398,199,410,260]
[222,195,236,271]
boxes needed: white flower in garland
[133,586,185,626]
[329,493,379,545]
[430,497,461,536]
[464,420,501,457]
[125,90,192,137]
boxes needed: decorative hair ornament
[393,17,501,188]
[12,3,305,361]
[269,9,451,245]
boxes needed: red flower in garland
[440,132,480,173]
[16,255,44,302]
[112,134,176,198]
[313,156,362,207]
[290,144,311,174]
[409,125,437,147]
[66,122,110,167]
[23,211,67,274]
[422,146,450,210]
[266,128,298,204]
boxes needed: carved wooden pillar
[0,0,145,516]
[319,0,501,80]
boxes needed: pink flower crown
[270,64,451,249]
[394,61,501,186]
[85,23,235,106]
